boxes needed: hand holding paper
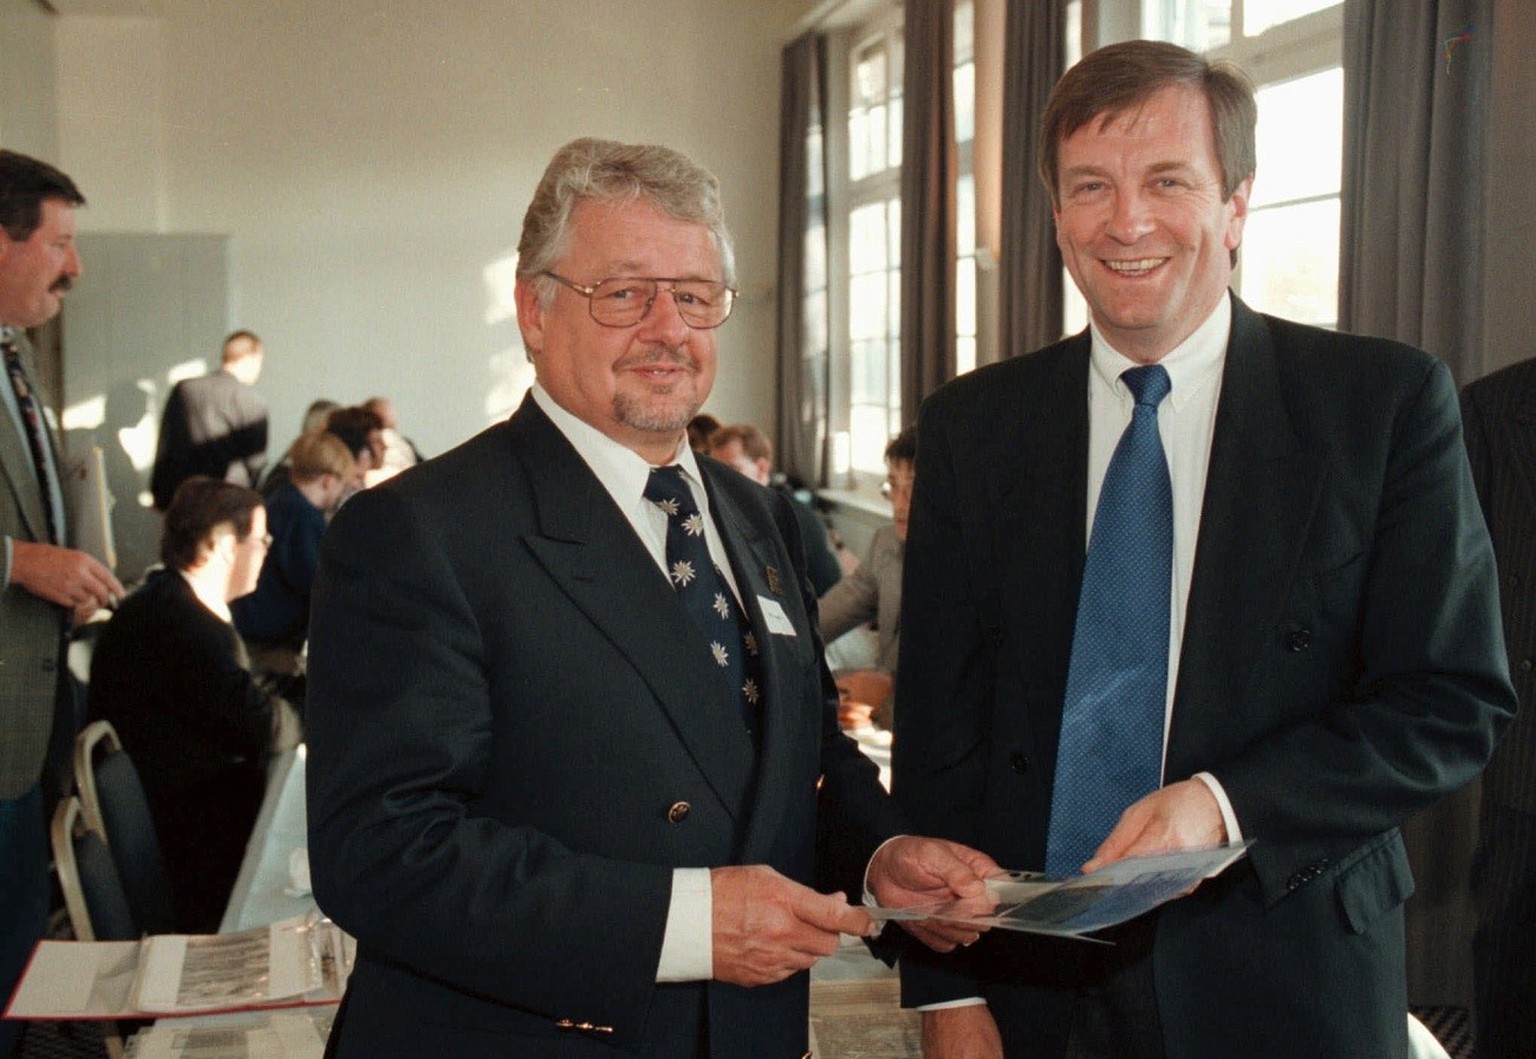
[1081,778,1227,874]
[865,836,1000,952]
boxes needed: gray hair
[516,138,736,303]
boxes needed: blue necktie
[644,466,764,740]
[1045,364,1173,876]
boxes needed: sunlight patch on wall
[485,345,534,425]
[167,358,207,385]
[484,250,520,326]
[118,378,160,473]
[62,394,106,431]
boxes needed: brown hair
[288,430,357,484]
[709,423,772,464]
[1038,39,1256,207]
[161,477,263,570]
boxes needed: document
[869,843,1251,939]
[5,915,353,1021]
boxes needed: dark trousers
[1473,803,1536,1059]
[0,785,49,1058]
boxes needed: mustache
[615,348,697,373]
[50,277,73,294]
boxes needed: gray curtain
[775,33,831,486]
[999,0,1067,357]
[1340,0,1490,385]
[1340,0,1492,1009]
[899,0,957,423]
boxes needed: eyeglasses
[542,272,737,329]
[880,475,915,500]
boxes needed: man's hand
[835,670,892,729]
[10,540,123,617]
[710,865,872,987]
[1081,778,1227,874]
[921,1004,1003,1059]
[867,836,1000,952]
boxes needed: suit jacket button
[1286,628,1312,652]
[1008,751,1029,775]
[667,801,691,823]
[1521,659,1533,674]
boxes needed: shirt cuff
[862,833,908,905]
[656,867,713,982]
[916,997,989,1011]
[1192,771,1243,844]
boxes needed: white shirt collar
[180,567,233,623]
[1088,291,1231,411]
[529,383,702,496]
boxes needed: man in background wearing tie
[894,41,1514,1059]
[0,149,123,1056]
[305,137,991,1059]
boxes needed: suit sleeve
[1215,358,1516,896]
[818,555,879,647]
[305,486,674,1037]
[890,394,995,1005]
[150,384,188,511]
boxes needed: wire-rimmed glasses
[542,272,737,329]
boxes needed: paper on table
[3,941,138,1018]
[869,842,1251,939]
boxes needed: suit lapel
[995,337,1092,759]
[1168,298,1321,774]
[510,401,757,820]
[0,336,53,543]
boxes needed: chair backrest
[74,720,177,936]
[50,796,137,943]
[50,796,132,1059]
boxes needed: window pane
[888,198,902,268]
[954,61,975,144]
[1245,0,1339,36]
[954,0,974,63]
[887,95,904,170]
[1251,67,1342,208]
[1241,197,1340,326]
[850,203,889,273]
[803,222,827,291]
[856,44,886,102]
[851,338,887,403]
[801,289,828,354]
[851,404,891,473]
[1142,0,1231,49]
[956,256,977,337]
[849,273,889,341]
[805,125,824,197]
[848,108,871,181]
[957,335,977,376]
[888,270,901,338]
[869,102,889,176]
[957,174,976,256]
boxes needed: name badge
[757,596,798,637]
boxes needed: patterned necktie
[1045,364,1173,876]
[3,338,62,544]
[644,466,764,739]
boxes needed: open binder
[3,914,352,1021]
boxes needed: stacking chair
[50,795,134,1059]
[73,721,177,936]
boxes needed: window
[954,0,979,377]
[838,17,904,479]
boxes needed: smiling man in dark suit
[305,137,991,1059]
[894,40,1515,1059]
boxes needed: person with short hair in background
[89,477,299,933]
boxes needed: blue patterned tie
[644,466,764,739]
[1045,364,1173,876]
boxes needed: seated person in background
[259,397,339,497]
[363,395,424,481]
[709,422,843,595]
[686,411,721,453]
[233,432,355,681]
[818,427,914,731]
[321,404,384,506]
[88,477,301,932]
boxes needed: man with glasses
[305,137,994,1059]
[89,477,300,933]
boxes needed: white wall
[0,0,59,158]
[54,0,801,457]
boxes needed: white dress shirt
[530,384,722,982]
